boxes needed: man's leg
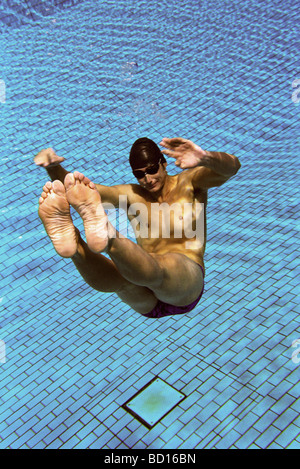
[38,180,158,314]
[64,172,204,309]
[72,234,158,313]
[108,239,203,307]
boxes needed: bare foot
[64,171,109,253]
[38,180,78,258]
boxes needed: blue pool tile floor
[0,0,299,449]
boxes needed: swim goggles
[132,159,161,179]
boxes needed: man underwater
[35,137,241,318]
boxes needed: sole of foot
[64,171,109,253]
[38,180,78,258]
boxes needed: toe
[83,176,92,185]
[73,170,83,182]
[43,181,52,192]
[52,180,66,195]
[64,172,75,189]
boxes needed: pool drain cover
[122,376,186,429]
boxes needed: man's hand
[160,138,208,169]
[34,148,65,168]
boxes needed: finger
[160,137,187,149]
[34,155,44,165]
[161,149,181,159]
[162,137,187,144]
[161,149,173,157]
[47,156,65,167]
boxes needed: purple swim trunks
[143,265,204,319]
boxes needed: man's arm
[34,147,131,208]
[94,183,133,208]
[160,138,241,190]
[191,150,241,190]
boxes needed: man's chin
[147,184,160,192]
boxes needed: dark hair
[129,137,166,170]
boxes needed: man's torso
[121,171,207,266]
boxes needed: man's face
[133,161,167,192]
